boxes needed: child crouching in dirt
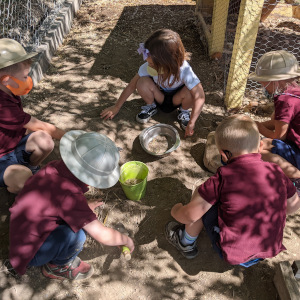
[165,114,300,266]
[0,38,65,194]
[100,28,205,137]
[249,50,300,192]
[8,130,134,280]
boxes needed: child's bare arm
[286,192,300,215]
[83,220,135,252]
[100,74,140,120]
[171,189,212,224]
[185,83,205,137]
[256,120,288,140]
[24,116,65,140]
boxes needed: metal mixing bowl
[139,124,180,156]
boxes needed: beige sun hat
[60,130,120,189]
[249,50,300,82]
[0,38,38,69]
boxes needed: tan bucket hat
[0,38,38,69]
[249,50,300,82]
[60,130,120,189]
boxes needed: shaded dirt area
[0,0,300,299]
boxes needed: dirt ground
[1,0,300,299]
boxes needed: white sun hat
[0,38,38,69]
[60,130,120,189]
[249,50,300,82]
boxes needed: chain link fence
[196,0,300,108]
[0,0,66,51]
[225,0,300,97]
[246,1,300,98]
[0,0,82,83]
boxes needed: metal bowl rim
[139,123,180,156]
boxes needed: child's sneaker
[165,221,198,259]
[29,165,40,175]
[291,178,300,197]
[177,108,191,131]
[42,257,94,280]
[136,104,158,123]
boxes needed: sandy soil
[0,0,299,299]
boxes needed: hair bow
[137,43,150,60]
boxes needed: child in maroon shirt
[9,130,134,280]
[249,50,300,188]
[0,38,65,194]
[165,115,300,266]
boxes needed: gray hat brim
[249,69,300,82]
[0,52,38,69]
[60,130,120,189]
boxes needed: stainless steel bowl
[139,124,180,156]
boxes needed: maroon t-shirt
[274,87,300,148]
[198,153,296,265]
[0,90,31,158]
[9,160,97,275]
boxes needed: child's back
[165,114,299,265]
[199,152,292,264]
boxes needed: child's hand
[185,122,195,137]
[88,199,104,212]
[124,236,135,253]
[100,105,120,120]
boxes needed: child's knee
[136,76,154,91]
[4,165,32,194]
[31,131,55,152]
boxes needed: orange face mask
[1,75,33,96]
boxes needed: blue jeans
[29,224,86,267]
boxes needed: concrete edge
[30,0,82,85]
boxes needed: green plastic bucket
[119,161,149,201]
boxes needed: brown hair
[0,59,32,76]
[145,29,190,87]
[215,114,260,155]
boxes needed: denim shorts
[202,205,263,268]
[154,85,184,113]
[271,139,300,169]
[0,134,32,187]
[202,204,223,259]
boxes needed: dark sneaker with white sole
[42,257,94,280]
[177,110,191,131]
[136,105,158,123]
[165,221,198,259]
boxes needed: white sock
[147,102,156,108]
[180,229,198,246]
[179,106,189,113]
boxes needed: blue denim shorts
[271,139,300,169]
[0,134,32,187]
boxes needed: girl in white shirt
[101,29,205,137]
